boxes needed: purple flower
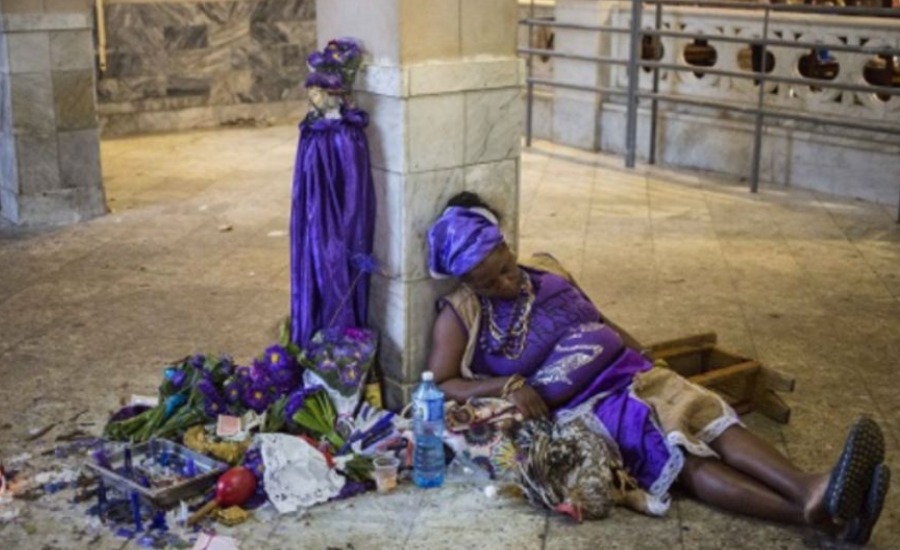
[196,378,220,400]
[318,358,339,372]
[343,327,371,342]
[204,397,226,417]
[236,365,252,383]
[327,38,362,57]
[164,367,187,390]
[305,71,344,91]
[250,359,271,385]
[223,378,242,404]
[307,51,336,70]
[265,345,291,370]
[242,448,265,481]
[219,355,234,377]
[339,362,362,387]
[243,383,272,413]
[284,389,308,423]
[190,354,206,369]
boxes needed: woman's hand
[508,384,549,419]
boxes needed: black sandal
[844,463,891,546]
[825,416,885,523]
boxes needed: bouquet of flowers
[299,328,377,420]
[105,354,230,442]
[105,345,305,443]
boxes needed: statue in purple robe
[290,39,376,347]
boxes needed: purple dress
[290,109,376,347]
[469,269,681,498]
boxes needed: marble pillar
[551,0,613,150]
[317,0,524,409]
[0,1,105,225]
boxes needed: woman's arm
[428,307,549,418]
[428,307,512,402]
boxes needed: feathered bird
[515,418,631,522]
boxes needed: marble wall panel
[315,0,399,64]
[53,69,96,131]
[372,168,404,279]
[97,76,167,104]
[464,87,523,165]
[0,188,20,222]
[210,70,253,104]
[100,0,316,135]
[252,0,315,23]
[460,0,518,59]
[1,0,45,14]
[105,52,145,78]
[208,20,249,49]
[7,31,51,74]
[11,72,56,135]
[464,159,519,245]
[49,30,93,70]
[0,33,9,74]
[165,76,211,98]
[106,23,165,53]
[407,93,465,172]
[356,91,406,173]
[15,134,61,194]
[0,77,10,132]
[164,25,208,50]
[0,132,20,193]
[44,0,91,13]
[403,168,465,280]
[399,0,461,64]
[58,129,101,189]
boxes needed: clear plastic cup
[373,456,400,494]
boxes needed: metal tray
[86,438,227,509]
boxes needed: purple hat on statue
[427,206,504,279]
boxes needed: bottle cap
[422,372,434,381]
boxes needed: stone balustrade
[609,5,900,124]
[536,0,900,208]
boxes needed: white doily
[259,434,345,514]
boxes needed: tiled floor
[0,125,898,549]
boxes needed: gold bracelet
[501,374,526,400]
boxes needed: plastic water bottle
[412,372,445,488]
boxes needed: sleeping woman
[425,192,890,545]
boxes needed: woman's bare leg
[680,454,808,524]
[709,425,829,523]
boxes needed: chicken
[514,418,628,521]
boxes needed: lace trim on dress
[697,401,744,444]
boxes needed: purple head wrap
[427,206,504,279]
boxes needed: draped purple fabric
[468,269,676,494]
[290,109,376,347]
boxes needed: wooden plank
[761,367,796,393]
[689,361,760,387]
[648,332,718,354]
[756,391,792,424]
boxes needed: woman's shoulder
[519,253,577,284]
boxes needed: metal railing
[520,0,900,221]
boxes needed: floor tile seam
[644,171,663,299]
[398,494,427,550]
[814,195,900,302]
[700,194,762,361]
[540,511,550,550]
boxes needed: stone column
[0,0,105,225]
[551,0,614,150]
[317,0,524,409]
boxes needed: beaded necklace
[478,270,535,360]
